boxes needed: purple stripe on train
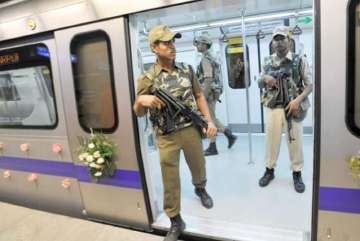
[0,156,142,190]
[74,166,142,189]
[319,187,360,214]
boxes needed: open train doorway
[129,0,314,240]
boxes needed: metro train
[0,0,359,241]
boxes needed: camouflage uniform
[136,61,206,218]
[195,36,237,155]
[197,52,225,136]
[258,51,311,171]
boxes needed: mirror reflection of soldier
[194,35,237,156]
[258,26,312,193]
[133,25,217,241]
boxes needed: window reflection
[0,66,56,126]
[225,37,250,89]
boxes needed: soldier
[194,35,237,156]
[133,25,217,241]
[258,26,312,193]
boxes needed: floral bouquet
[349,153,360,179]
[77,132,116,179]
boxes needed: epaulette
[144,64,157,81]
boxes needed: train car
[0,0,358,240]
[316,0,360,240]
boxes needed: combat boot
[204,142,218,156]
[164,214,185,241]
[293,171,305,193]
[195,187,214,209]
[224,128,237,149]
[259,168,275,187]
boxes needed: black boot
[204,142,218,156]
[164,214,185,241]
[195,187,214,209]
[259,168,275,187]
[224,128,237,149]
[293,171,305,193]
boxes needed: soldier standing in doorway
[194,35,237,156]
[258,26,312,193]
[133,25,217,241]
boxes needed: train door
[0,37,85,216]
[129,1,314,240]
[54,18,150,229]
[316,0,360,240]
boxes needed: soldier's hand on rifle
[285,99,301,117]
[139,95,165,109]
[205,122,217,138]
[263,75,278,88]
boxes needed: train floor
[148,133,314,241]
[0,201,165,241]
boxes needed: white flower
[89,163,102,169]
[89,162,98,168]
[88,143,95,149]
[93,151,101,158]
[79,153,89,161]
[86,155,94,162]
[94,171,102,177]
[78,154,85,161]
[96,158,105,164]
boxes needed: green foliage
[77,133,116,179]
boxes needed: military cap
[148,25,181,44]
[272,26,290,38]
[193,35,212,46]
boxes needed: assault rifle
[153,88,208,135]
[267,69,295,143]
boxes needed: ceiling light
[171,23,208,32]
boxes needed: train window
[70,31,118,133]
[225,37,251,89]
[347,1,360,137]
[0,44,57,128]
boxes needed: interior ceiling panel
[136,0,313,49]
[136,0,313,29]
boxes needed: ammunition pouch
[261,88,280,109]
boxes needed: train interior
[129,0,314,240]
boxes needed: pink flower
[3,170,11,179]
[20,143,30,152]
[61,178,71,189]
[52,143,63,154]
[27,173,38,182]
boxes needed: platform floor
[0,202,164,241]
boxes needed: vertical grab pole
[256,33,265,133]
[241,9,254,165]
